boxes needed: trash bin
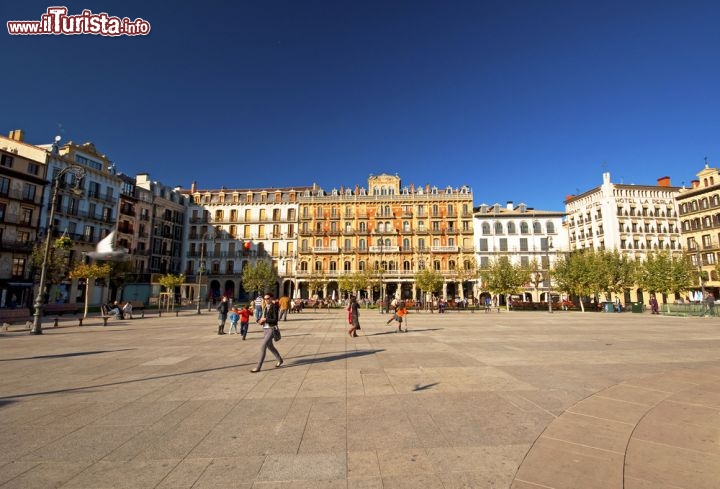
[631,302,643,313]
[603,301,614,312]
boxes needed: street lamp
[196,232,212,314]
[31,159,86,335]
[545,237,554,314]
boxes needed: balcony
[313,246,339,253]
[431,246,459,253]
[0,238,34,253]
[369,245,400,253]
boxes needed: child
[239,304,251,340]
[228,307,240,334]
[395,303,407,332]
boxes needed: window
[0,154,13,168]
[20,208,32,225]
[480,257,489,268]
[22,184,37,202]
[546,222,555,234]
[507,222,516,234]
[27,163,39,175]
[533,221,542,233]
[11,258,25,277]
[519,238,528,251]
[481,223,490,234]
[494,222,503,234]
[479,238,488,251]
[0,203,4,222]
[499,238,508,251]
[0,177,8,195]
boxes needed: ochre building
[296,174,475,302]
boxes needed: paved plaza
[1,308,719,489]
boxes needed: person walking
[228,307,240,334]
[649,295,659,315]
[239,304,251,340]
[250,293,283,373]
[217,296,229,335]
[254,294,263,321]
[704,292,715,316]
[347,295,361,337]
[279,295,290,321]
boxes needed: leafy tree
[552,251,596,312]
[453,257,477,300]
[596,250,636,301]
[415,268,443,311]
[305,273,326,298]
[337,274,355,298]
[157,273,186,310]
[30,243,70,289]
[242,261,277,296]
[637,251,695,311]
[528,259,545,302]
[69,262,112,318]
[480,256,530,310]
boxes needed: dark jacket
[217,300,229,319]
[263,301,279,327]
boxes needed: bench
[44,303,84,327]
[125,301,145,318]
[0,308,33,331]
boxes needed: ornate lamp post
[545,237,554,314]
[196,232,212,314]
[31,159,86,335]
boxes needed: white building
[474,201,566,302]
[182,182,313,302]
[564,172,682,303]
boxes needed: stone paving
[0,307,719,488]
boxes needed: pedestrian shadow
[287,349,384,367]
[365,328,443,336]
[413,382,439,391]
[0,349,135,362]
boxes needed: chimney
[191,181,197,193]
[692,179,700,189]
[564,194,575,203]
[506,201,513,210]
[8,129,25,142]
[657,176,671,187]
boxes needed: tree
[637,251,695,311]
[157,273,186,310]
[305,273,326,298]
[337,274,360,299]
[453,257,477,300]
[596,250,636,301]
[552,251,598,312]
[415,268,443,311]
[242,260,278,296]
[30,242,70,292]
[69,262,112,318]
[480,256,530,310]
[528,259,544,302]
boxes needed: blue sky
[3,0,719,210]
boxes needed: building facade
[473,201,565,303]
[296,174,475,302]
[0,130,48,308]
[35,139,124,305]
[564,172,682,304]
[676,163,720,299]
[182,182,312,304]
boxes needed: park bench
[0,308,33,331]
[44,303,84,327]
[120,301,145,319]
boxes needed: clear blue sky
[3,0,719,210]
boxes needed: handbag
[272,326,281,341]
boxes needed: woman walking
[250,293,283,373]
[347,295,361,337]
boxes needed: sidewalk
[1,309,718,488]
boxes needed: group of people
[346,296,408,337]
[216,294,284,373]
